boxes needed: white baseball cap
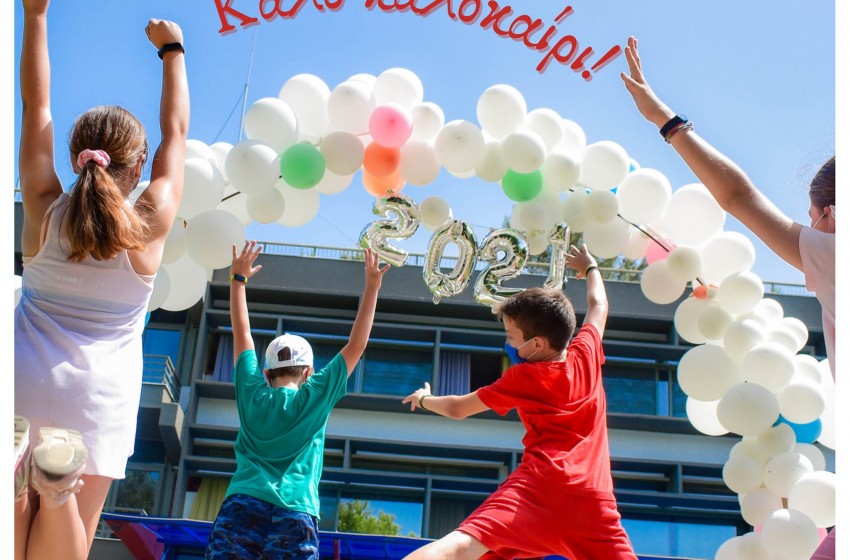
[264,334,313,370]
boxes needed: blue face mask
[504,339,533,365]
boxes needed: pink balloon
[645,238,675,264]
[369,104,413,148]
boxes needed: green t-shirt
[225,349,348,518]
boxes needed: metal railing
[142,354,180,403]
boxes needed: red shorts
[458,475,637,560]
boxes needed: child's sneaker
[30,427,88,508]
[14,416,31,500]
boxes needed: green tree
[337,499,401,536]
[115,471,157,514]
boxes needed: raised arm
[620,36,803,271]
[339,249,390,375]
[565,244,607,337]
[229,241,263,360]
[137,19,190,252]
[19,0,64,257]
[401,382,490,419]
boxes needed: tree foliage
[337,499,401,536]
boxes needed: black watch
[659,114,688,138]
[158,43,185,60]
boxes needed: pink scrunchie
[76,149,111,170]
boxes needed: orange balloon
[363,143,400,177]
[363,169,405,197]
[692,284,708,299]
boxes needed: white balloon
[778,377,825,424]
[225,140,280,196]
[623,226,651,261]
[399,141,440,186]
[477,84,527,140]
[730,438,771,466]
[246,188,286,224]
[761,507,820,560]
[714,536,741,560]
[277,180,320,227]
[788,471,836,528]
[723,454,763,494]
[666,246,701,283]
[185,139,217,161]
[697,303,734,341]
[315,171,353,196]
[320,131,365,176]
[686,397,729,436]
[663,183,726,247]
[777,317,809,350]
[434,120,485,173]
[509,203,526,231]
[640,260,687,305]
[160,254,208,312]
[583,218,631,259]
[209,142,233,179]
[558,119,586,159]
[475,140,509,183]
[244,97,299,152]
[448,167,476,179]
[526,230,550,255]
[579,141,629,191]
[724,318,767,361]
[756,422,796,458]
[373,68,424,109]
[328,80,376,134]
[740,488,783,527]
[524,108,564,152]
[501,129,547,173]
[147,267,171,312]
[563,188,590,233]
[584,190,619,224]
[717,382,780,436]
[674,296,713,344]
[185,209,247,270]
[763,451,814,498]
[542,151,580,192]
[718,271,765,314]
[616,168,672,225]
[678,344,743,401]
[518,202,550,231]
[278,74,330,140]
[742,342,795,392]
[216,192,253,226]
[180,158,228,220]
[410,102,445,143]
[162,219,187,264]
[737,532,774,560]
[792,443,826,472]
[700,231,756,285]
[420,196,452,231]
[752,297,785,324]
[346,72,377,88]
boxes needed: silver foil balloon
[473,228,529,309]
[358,192,421,267]
[543,223,570,289]
[423,220,478,304]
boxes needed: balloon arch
[148,68,835,556]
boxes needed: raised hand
[231,241,263,280]
[145,18,184,49]
[402,382,432,412]
[22,0,50,15]
[564,244,597,279]
[364,248,391,291]
[619,36,675,127]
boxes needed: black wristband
[230,273,248,284]
[158,43,185,60]
[659,114,687,138]
[584,265,599,276]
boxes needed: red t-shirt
[476,323,614,499]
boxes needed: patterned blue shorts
[206,493,319,560]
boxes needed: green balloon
[280,143,326,189]
[501,169,543,202]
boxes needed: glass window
[360,347,432,397]
[318,492,339,531]
[143,328,182,366]
[337,497,423,537]
[622,517,737,559]
[113,469,161,516]
[603,364,657,415]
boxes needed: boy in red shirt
[402,244,638,560]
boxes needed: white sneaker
[30,427,88,508]
[14,416,30,500]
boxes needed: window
[337,497,423,537]
[143,328,182,366]
[603,362,658,415]
[622,517,737,559]
[359,347,432,397]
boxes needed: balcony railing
[142,354,180,403]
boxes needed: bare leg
[403,531,489,560]
[26,474,112,560]
[15,490,36,560]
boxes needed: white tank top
[15,193,156,478]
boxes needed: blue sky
[9,0,839,286]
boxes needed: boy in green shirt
[206,241,389,559]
